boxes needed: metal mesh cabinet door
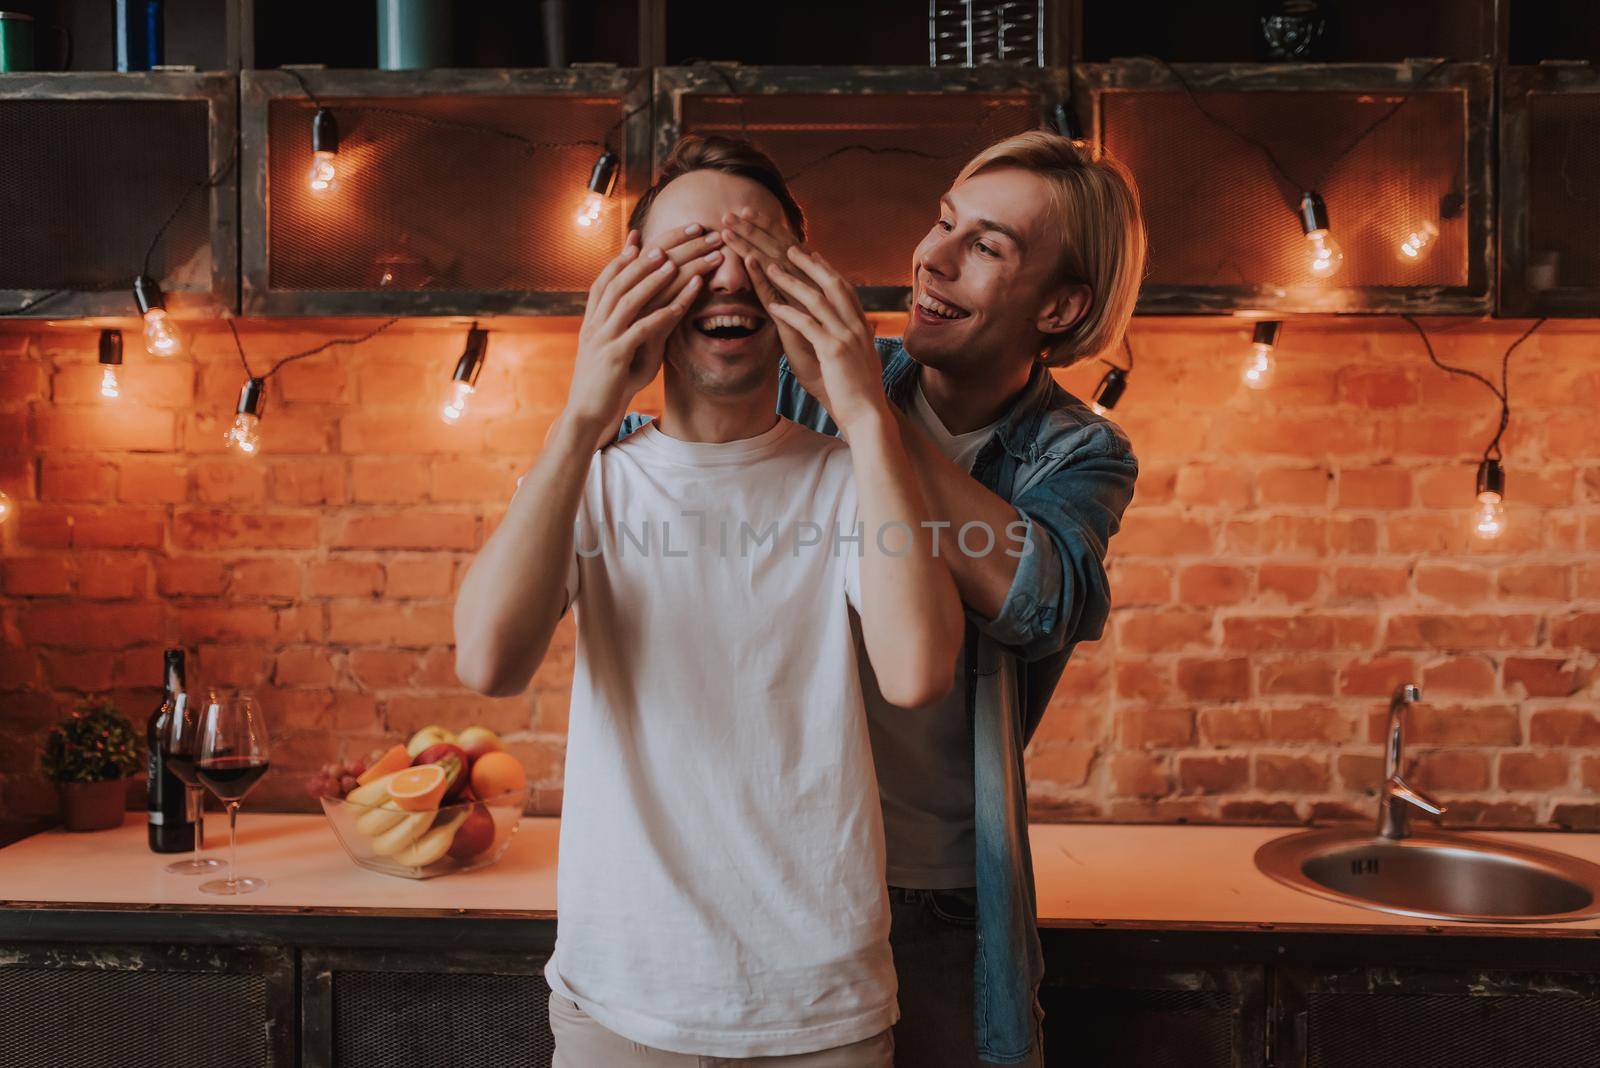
[1500,65,1600,316]
[1080,60,1493,315]
[301,947,555,1068]
[0,72,237,318]
[0,942,294,1068]
[655,65,1069,312]
[1277,966,1600,1068]
[241,69,651,317]
[1038,962,1267,1068]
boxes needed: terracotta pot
[58,779,128,832]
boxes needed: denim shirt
[620,337,1137,1064]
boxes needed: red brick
[1332,566,1408,601]
[1552,613,1600,651]
[1386,514,1466,554]
[39,458,116,501]
[197,644,274,688]
[1107,562,1171,606]
[1394,413,1498,458]
[1217,416,1373,458]
[385,557,455,599]
[1115,661,1172,702]
[1386,614,1540,651]
[1115,513,1215,556]
[53,361,191,408]
[156,558,228,596]
[340,411,483,454]
[356,364,433,407]
[1258,564,1321,604]
[1338,366,1417,408]
[327,603,453,646]
[1176,564,1249,605]
[307,560,384,598]
[34,407,176,452]
[1256,466,1331,506]
[275,604,325,643]
[1259,658,1335,696]
[430,459,519,503]
[269,459,347,505]
[1398,705,1520,746]
[1109,752,1169,798]
[1256,753,1329,792]
[1174,465,1251,509]
[1176,754,1249,794]
[4,556,74,596]
[69,507,166,549]
[183,407,332,456]
[38,650,112,691]
[1553,804,1600,832]
[1503,657,1585,698]
[194,460,267,504]
[414,646,462,690]
[0,359,44,402]
[349,648,419,689]
[1336,753,1384,791]
[1223,615,1375,652]
[1224,517,1330,556]
[1415,466,1474,508]
[77,554,148,599]
[1497,564,1569,601]
[384,693,534,735]
[1340,655,1418,696]
[1176,658,1251,700]
[173,510,320,550]
[1498,752,1568,792]
[272,360,350,404]
[1265,705,1351,743]
[230,558,303,599]
[174,605,277,643]
[1411,750,1490,792]
[274,647,338,687]
[1414,564,1492,606]
[1115,610,1212,651]
[1220,800,1301,822]
[1421,655,1497,695]
[20,603,164,648]
[118,457,188,503]
[0,647,41,689]
[350,458,432,503]
[1120,706,1196,749]
[1338,467,1411,509]
[1582,757,1600,792]
[1026,743,1096,788]
[1529,709,1600,747]
[330,513,477,551]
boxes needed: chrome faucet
[1377,684,1446,840]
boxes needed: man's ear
[1036,283,1092,338]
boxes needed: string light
[133,275,186,358]
[98,329,123,398]
[1091,336,1135,417]
[441,324,489,424]
[1298,192,1344,279]
[1397,220,1439,262]
[224,377,265,456]
[577,149,619,230]
[308,108,340,196]
[1241,320,1283,390]
[1473,458,1505,541]
[0,489,12,524]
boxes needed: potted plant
[39,699,144,832]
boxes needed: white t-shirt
[864,385,1000,888]
[542,417,897,1057]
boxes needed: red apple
[412,742,470,801]
[447,803,495,860]
[456,725,503,765]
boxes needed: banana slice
[371,811,433,857]
[347,769,402,808]
[392,812,470,868]
[354,801,409,838]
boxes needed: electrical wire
[228,317,402,382]
[1401,315,1544,462]
[0,290,69,316]
[142,145,238,278]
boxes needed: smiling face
[904,166,1079,376]
[639,169,786,397]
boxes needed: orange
[357,744,411,787]
[469,751,527,803]
[388,763,448,811]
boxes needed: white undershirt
[543,418,898,1057]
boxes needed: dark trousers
[888,886,981,1068]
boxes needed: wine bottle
[148,648,196,853]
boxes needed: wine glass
[197,692,272,895]
[163,690,224,875]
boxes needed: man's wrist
[552,409,613,452]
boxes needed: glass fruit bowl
[319,788,526,879]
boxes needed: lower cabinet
[301,948,556,1068]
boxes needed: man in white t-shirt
[452,135,965,1066]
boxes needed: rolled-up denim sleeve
[979,426,1138,662]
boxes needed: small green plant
[39,699,144,785]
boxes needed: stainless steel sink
[1255,825,1600,923]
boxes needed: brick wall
[1,316,1597,829]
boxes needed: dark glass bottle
[148,649,195,853]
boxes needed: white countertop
[5,814,1600,936]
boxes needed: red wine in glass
[165,750,201,788]
[196,756,271,801]
[162,692,222,876]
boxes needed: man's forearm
[453,414,599,696]
[847,411,965,708]
[892,407,1025,621]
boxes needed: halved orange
[388,763,448,811]
[357,744,411,787]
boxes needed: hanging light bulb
[441,324,489,424]
[1089,366,1127,417]
[1240,320,1282,390]
[133,275,187,358]
[1473,458,1506,541]
[307,107,340,196]
[224,377,266,456]
[98,329,124,399]
[0,488,12,524]
[576,148,619,230]
[1398,219,1439,262]
[1298,191,1344,279]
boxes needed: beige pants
[548,993,895,1068]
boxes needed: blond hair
[955,131,1146,367]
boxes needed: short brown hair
[955,131,1147,367]
[628,134,807,242]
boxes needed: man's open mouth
[693,313,766,340]
[916,292,971,321]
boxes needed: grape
[321,762,340,778]
[305,775,329,798]
[339,774,359,795]
[349,759,367,777]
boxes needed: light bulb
[1398,220,1439,262]
[1239,321,1282,391]
[1473,493,1505,540]
[575,191,604,229]
[225,412,262,455]
[441,380,474,424]
[97,329,124,398]
[0,488,12,524]
[100,366,121,398]
[1304,229,1344,278]
[1090,366,1127,416]
[141,309,184,358]
[307,150,338,195]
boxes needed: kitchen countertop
[5,814,1600,937]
